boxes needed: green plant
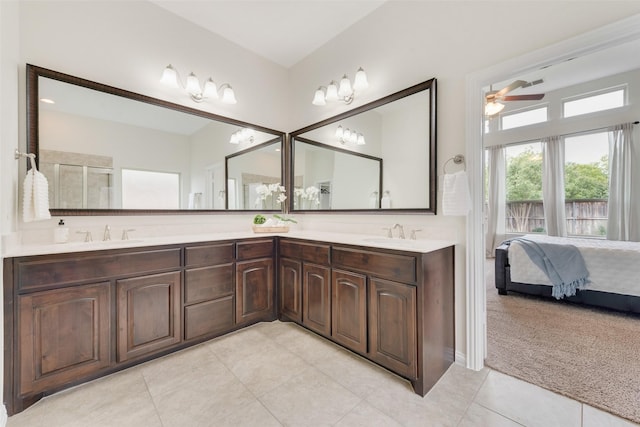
[273,214,297,224]
[253,214,267,225]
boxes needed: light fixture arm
[161,64,236,104]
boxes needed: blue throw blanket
[508,237,590,299]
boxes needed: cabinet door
[331,269,367,354]
[303,264,331,337]
[279,258,302,322]
[236,258,274,325]
[19,282,111,395]
[369,278,417,379]
[117,271,181,362]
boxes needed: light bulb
[357,133,366,145]
[335,125,344,139]
[485,101,505,116]
[186,73,201,94]
[338,75,353,98]
[353,67,368,91]
[203,78,218,98]
[160,65,179,88]
[312,88,326,105]
[222,85,237,104]
[326,81,339,102]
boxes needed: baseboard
[455,350,466,366]
[0,404,7,427]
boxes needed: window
[121,169,180,209]
[564,132,609,236]
[501,106,548,130]
[563,88,625,118]
[504,142,544,233]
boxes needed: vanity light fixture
[312,67,368,106]
[229,128,255,144]
[335,125,365,145]
[161,64,237,104]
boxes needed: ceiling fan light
[326,82,339,102]
[312,88,326,105]
[353,67,368,91]
[485,101,505,116]
[338,75,353,98]
[160,65,179,88]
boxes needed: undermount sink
[67,239,144,247]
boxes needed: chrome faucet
[103,225,111,241]
[392,223,405,239]
[121,228,136,240]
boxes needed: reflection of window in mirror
[122,169,180,209]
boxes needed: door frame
[464,13,640,370]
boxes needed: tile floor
[6,320,639,427]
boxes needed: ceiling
[150,0,387,68]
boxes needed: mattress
[508,234,640,297]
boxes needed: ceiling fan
[485,79,545,116]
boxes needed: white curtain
[607,123,638,241]
[485,145,506,257]
[542,136,567,237]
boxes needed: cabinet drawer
[236,239,274,260]
[184,295,234,340]
[185,243,234,267]
[17,248,182,292]
[184,264,234,305]
[280,240,330,265]
[332,247,416,283]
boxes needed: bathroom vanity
[3,233,453,415]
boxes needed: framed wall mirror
[26,64,285,215]
[289,78,436,213]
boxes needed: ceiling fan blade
[495,80,527,97]
[502,94,545,101]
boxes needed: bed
[495,234,640,314]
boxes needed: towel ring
[443,154,465,174]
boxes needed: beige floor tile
[260,367,361,426]
[215,400,283,427]
[151,364,257,427]
[459,402,523,427]
[474,370,582,427]
[424,364,489,415]
[315,347,409,399]
[27,368,160,427]
[206,325,278,364]
[583,405,640,427]
[335,400,402,427]
[6,403,45,427]
[258,321,344,365]
[140,343,225,396]
[222,344,311,396]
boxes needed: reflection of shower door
[318,181,331,210]
[44,163,113,209]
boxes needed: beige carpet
[485,260,640,424]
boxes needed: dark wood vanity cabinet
[278,238,454,398]
[331,269,367,354]
[278,240,332,336]
[235,239,276,325]
[183,243,235,341]
[18,282,112,396]
[4,237,277,416]
[116,271,182,362]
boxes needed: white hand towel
[442,170,471,216]
[23,168,51,222]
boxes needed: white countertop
[3,229,456,258]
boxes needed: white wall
[3,0,640,417]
